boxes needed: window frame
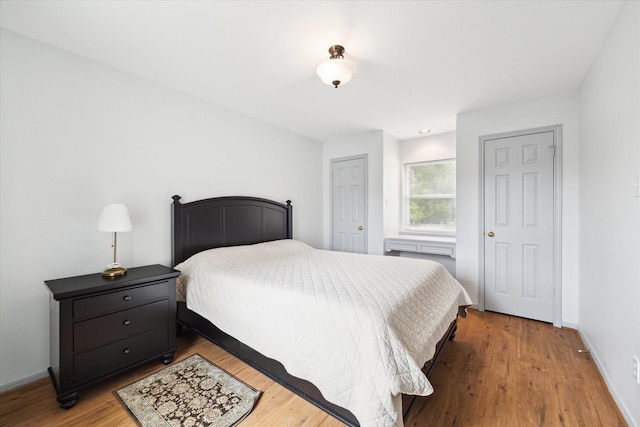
[402,158,456,237]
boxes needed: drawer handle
[123,348,131,354]
[123,320,131,326]
[123,295,132,301]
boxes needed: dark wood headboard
[171,195,293,266]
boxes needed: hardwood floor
[404,310,627,427]
[0,309,627,426]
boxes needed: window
[403,159,456,235]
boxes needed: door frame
[478,125,563,327]
[330,154,368,253]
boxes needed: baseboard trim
[577,326,637,427]
[0,370,49,394]
[561,320,578,329]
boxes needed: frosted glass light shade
[97,203,132,232]
[316,58,356,88]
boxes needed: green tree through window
[404,159,456,234]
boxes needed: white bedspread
[175,239,472,427]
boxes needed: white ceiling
[0,1,625,141]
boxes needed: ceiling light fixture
[316,45,356,88]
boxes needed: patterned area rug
[116,354,262,427]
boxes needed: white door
[483,130,556,323]
[331,156,367,253]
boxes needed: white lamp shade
[316,58,356,87]
[97,203,132,232]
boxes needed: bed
[171,195,471,427]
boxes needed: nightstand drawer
[74,281,168,319]
[74,326,168,384]
[74,300,168,352]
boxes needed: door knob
[358,226,364,231]
[487,231,495,237]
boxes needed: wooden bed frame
[171,195,458,426]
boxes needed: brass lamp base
[102,266,127,278]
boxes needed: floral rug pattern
[117,354,261,427]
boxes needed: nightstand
[45,264,180,409]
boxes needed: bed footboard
[178,301,458,426]
[177,302,359,426]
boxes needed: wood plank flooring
[0,309,627,426]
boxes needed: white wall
[0,30,323,388]
[456,91,580,325]
[400,131,456,165]
[323,131,386,254]
[578,1,640,425]
[382,132,400,236]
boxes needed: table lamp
[97,203,132,277]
